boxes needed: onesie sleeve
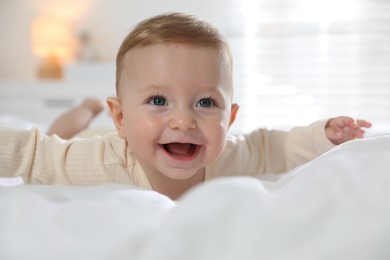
[0,127,120,185]
[284,120,335,169]
[209,120,335,178]
[0,126,41,181]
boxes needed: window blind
[226,0,390,133]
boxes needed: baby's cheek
[209,127,228,154]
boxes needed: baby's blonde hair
[115,12,233,95]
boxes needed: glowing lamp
[32,17,73,79]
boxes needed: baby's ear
[229,103,239,128]
[106,97,126,138]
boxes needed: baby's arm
[325,116,372,145]
[0,126,111,185]
[0,127,41,180]
[46,98,104,139]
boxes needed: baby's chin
[160,167,205,182]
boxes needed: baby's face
[110,43,238,183]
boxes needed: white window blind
[226,0,390,134]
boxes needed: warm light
[32,16,73,59]
[31,16,74,79]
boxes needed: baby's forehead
[119,43,233,94]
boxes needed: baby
[0,13,371,199]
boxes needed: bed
[1,134,390,260]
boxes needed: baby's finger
[355,119,372,128]
[354,128,366,139]
[339,117,357,128]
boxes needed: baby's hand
[325,116,372,145]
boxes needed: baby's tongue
[165,143,193,156]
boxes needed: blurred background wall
[0,0,240,79]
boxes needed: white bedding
[1,136,390,260]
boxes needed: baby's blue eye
[198,98,215,108]
[150,96,167,106]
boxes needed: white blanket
[1,136,390,260]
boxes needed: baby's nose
[168,110,197,131]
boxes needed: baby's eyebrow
[136,83,229,100]
[137,84,170,94]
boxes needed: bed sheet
[1,135,390,260]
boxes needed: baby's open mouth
[161,143,198,157]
